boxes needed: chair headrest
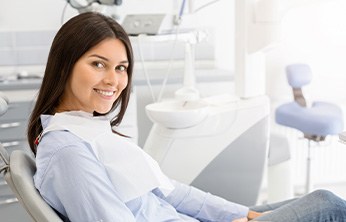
[286,64,312,88]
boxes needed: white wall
[0,0,234,70]
[0,0,73,31]
[266,0,346,104]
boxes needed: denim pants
[250,190,346,221]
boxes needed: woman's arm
[153,179,249,222]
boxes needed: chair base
[305,140,313,194]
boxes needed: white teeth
[95,89,114,96]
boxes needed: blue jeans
[250,190,346,221]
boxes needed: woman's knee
[309,189,333,196]
[307,189,345,209]
[307,189,338,201]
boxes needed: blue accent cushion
[275,101,344,136]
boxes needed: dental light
[66,0,122,13]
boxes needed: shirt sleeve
[36,142,136,222]
[153,179,249,222]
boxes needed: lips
[94,89,115,96]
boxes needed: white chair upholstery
[0,144,63,222]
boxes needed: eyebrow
[89,54,129,64]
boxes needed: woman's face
[58,38,129,114]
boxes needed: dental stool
[275,63,344,194]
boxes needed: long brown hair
[27,12,134,155]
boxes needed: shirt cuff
[221,202,249,222]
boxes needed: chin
[94,107,113,115]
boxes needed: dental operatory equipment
[141,0,282,206]
[144,95,270,206]
[124,0,222,104]
[61,0,123,23]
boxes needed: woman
[28,12,346,222]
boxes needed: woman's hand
[232,217,248,222]
[232,210,268,221]
[247,210,263,220]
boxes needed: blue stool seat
[276,101,344,136]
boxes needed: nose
[103,69,118,86]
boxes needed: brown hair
[27,12,134,155]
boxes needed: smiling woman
[27,11,134,156]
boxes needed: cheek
[71,65,95,89]
[119,76,128,91]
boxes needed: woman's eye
[93,61,105,69]
[116,65,127,72]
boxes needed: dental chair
[275,63,344,194]
[0,145,64,222]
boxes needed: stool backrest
[286,64,313,107]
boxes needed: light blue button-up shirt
[34,116,249,222]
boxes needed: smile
[94,89,115,96]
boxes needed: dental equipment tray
[122,14,176,36]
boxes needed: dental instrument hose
[137,0,186,103]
